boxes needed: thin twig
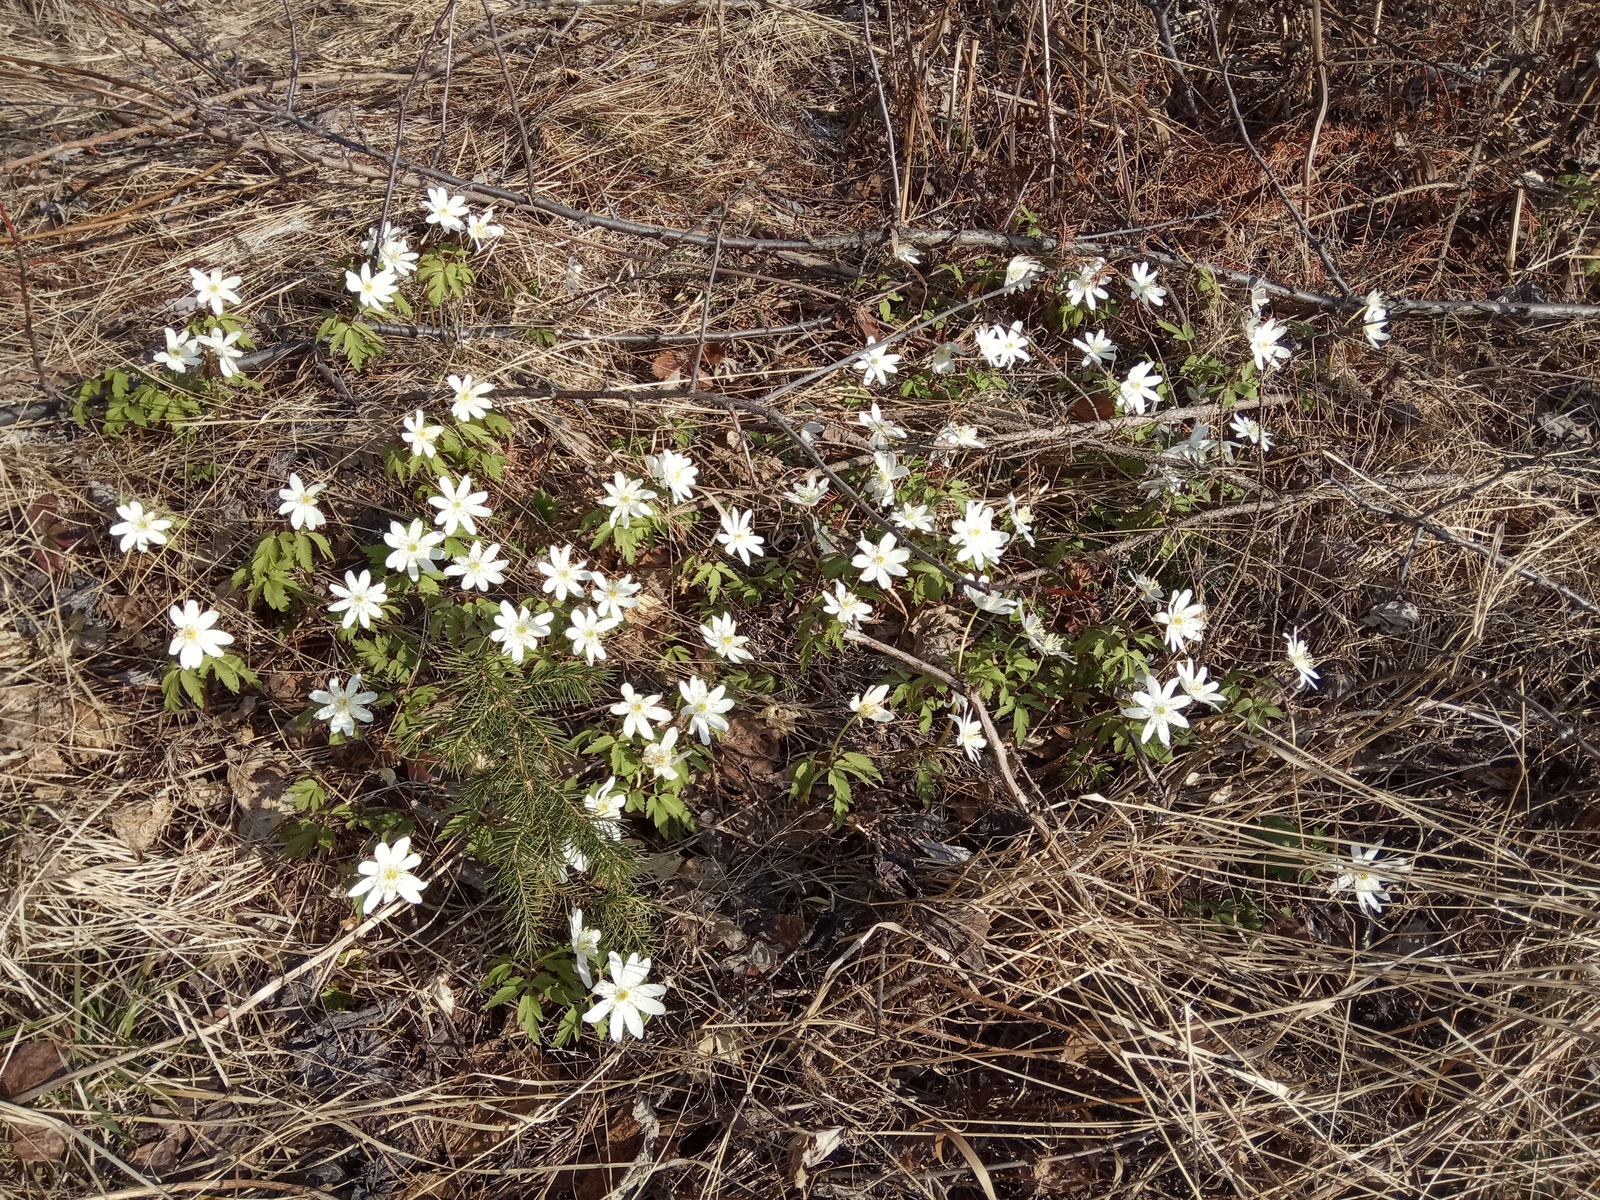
[1149,0,1198,119]
[860,0,904,223]
[0,199,49,394]
[281,0,301,115]
[478,0,537,186]
[374,8,451,257]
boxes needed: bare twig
[362,315,836,343]
[1148,0,1198,119]
[478,0,538,186]
[374,6,452,256]
[280,0,301,115]
[0,198,49,394]
[860,0,904,223]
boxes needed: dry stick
[1303,0,1329,195]
[8,897,411,1106]
[478,0,538,186]
[861,0,904,224]
[842,628,1035,812]
[432,0,458,168]
[1202,2,1352,297]
[281,0,301,115]
[363,315,837,344]
[0,198,49,394]
[1148,0,1198,120]
[374,12,449,256]
[688,214,726,396]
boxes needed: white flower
[949,712,987,762]
[1249,318,1292,372]
[446,374,495,422]
[196,329,244,378]
[153,327,201,373]
[1071,329,1117,369]
[645,449,698,503]
[964,575,1018,615]
[590,572,642,621]
[598,473,657,529]
[560,842,590,880]
[783,474,829,507]
[640,725,689,781]
[1065,259,1109,310]
[852,531,912,590]
[976,320,1030,369]
[1249,280,1270,316]
[1139,464,1187,500]
[821,582,873,626]
[109,501,171,553]
[1229,413,1273,451]
[701,612,753,664]
[583,952,668,1042]
[1285,630,1320,690]
[422,186,468,232]
[363,226,419,277]
[383,518,446,580]
[1005,493,1035,547]
[1154,588,1206,652]
[1118,361,1164,414]
[679,675,734,743]
[1122,673,1192,747]
[852,337,902,387]
[401,410,445,458]
[934,423,984,450]
[949,501,1010,572]
[309,673,378,737]
[570,909,602,989]
[538,544,591,601]
[1129,571,1163,604]
[716,508,764,566]
[328,569,386,629]
[348,836,426,915]
[167,600,232,669]
[929,342,961,374]
[277,473,327,531]
[189,266,241,315]
[864,450,909,506]
[584,776,625,838]
[445,540,509,591]
[489,600,554,664]
[566,607,620,665]
[849,683,894,723]
[345,262,398,312]
[1362,291,1390,349]
[1166,422,1218,466]
[1173,659,1225,709]
[1004,254,1043,291]
[893,242,922,266]
[428,475,491,536]
[612,683,671,741]
[1126,262,1166,307]
[858,401,907,447]
[892,502,935,532]
[1330,844,1410,917]
[797,421,825,445]
[1018,610,1072,659]
[465,207,504,248]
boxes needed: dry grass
[5,0,1600,1197]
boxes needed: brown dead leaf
[24,494,89,575]
[129,1127,188,1175]
[99,593,160,631]
[915,904,990,970]
[4,1042,68,1163]
[0,687,125,772]
[228,754,292,840]
[112,791,174,855]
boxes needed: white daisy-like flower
[1249,318,1292,372]
[428,475,492,536]
[858,402,907,447]
[1330,844,1410,917]
[1121,673,1192,747]
[852,337,902,388]
[465,207,503,248]
[1125,262,1166,307]
[701,612,753,664]
[1229,413,1273,452]
[1285,630,1320,690]
[1165,422,1219,467]
[401,410,445,458]
[152,327,202,373]
[1071,329,1117,369]
[1065,259,1109,310]
[537,544,591,601]
[849,683,894,723]
[645,449,698,503]
[929,342,962,374]
[363,226,419,278]
[583,952,669,1042]
[444,541,509,591]
[612,683,671,741]
[1139,464,1188,500]
[864,450,909,506]
[1128,571,1163,604]
[892,502,935,533]
[976,320,1031,369]
[383,518,446,580]
[589,572,643,622]
[109,500,172,553]
[598,473,657,529]
[196,329,244,378]
[1154,588,1206,652]
[934,423,985,451]
[783,474,829,507]
[277,473,327,531]
[345,262,399,312]
[949,501,1010,572]
[570,908,602,988]
[348,837,426,916]
[189,266,241,315]
[1005,493,1035,548]
[821,581,873,626]
[679,675,734,743]
[167,600,232,670]
[422,186,468,232]
[640,725,689,781]
[309,673,378,737]
[949,712,987,762]
[1362,291,1390,350]
[584,776,626,839]
[328,569,387,630]
[716,508,764,566]
[1118,361,1164,415]
[852,531,912,590]
[963,575,1018,615]
[1173,659,1225,709]
[893,242,922,266]
[488,600,554,664]
[445,374,495,422]
[1004,254,1043,291]
[566,607,620,665]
